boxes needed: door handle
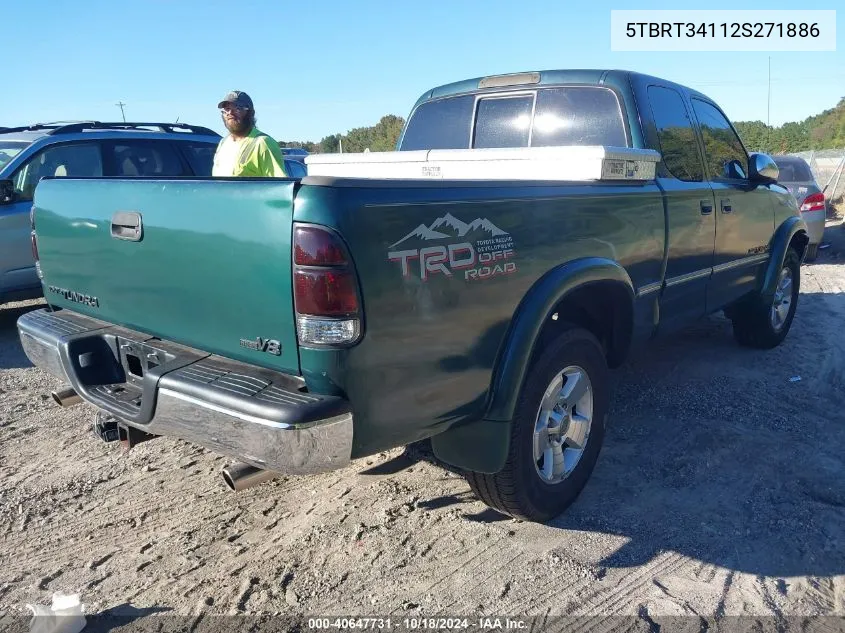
[700,200,713,215]
[721,199,733,214]
[111,211,143,242]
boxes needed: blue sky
[8,0,843,143]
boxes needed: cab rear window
[399,86,627,151]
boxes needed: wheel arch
[430,257,635,473]
[761,215,809,300]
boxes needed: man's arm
[256,137,288,177]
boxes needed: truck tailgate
[32,178,300,375]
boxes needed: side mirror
[749,153,779,184]
[0,179,15,204]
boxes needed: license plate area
[117,338,174,389]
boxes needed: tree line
[275,96,845,156]
[277,114,405,154]
[733,97,845,154]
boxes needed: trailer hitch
[93,410,158,449]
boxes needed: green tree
[735,96,845,154]
[318,134,341,153]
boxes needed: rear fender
[430,258,635,473]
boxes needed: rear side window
[646,86,704,182]
[399,95,474,151]
[531,87,627,147]
[181,142,218,176]
[473,95,533,148]
[110,141,186,177]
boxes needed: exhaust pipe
[52,386,82,407]
[221,462,278,492]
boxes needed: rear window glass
[400,87,627,151]
[399,95,474,151]
[773,158,814,182]
[531,87,627,147]
[473,95,533,149]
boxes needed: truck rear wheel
[730,247,800,349]
[465,326,608,522]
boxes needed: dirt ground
[2,223,845,632]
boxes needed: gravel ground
[1,223,844,631]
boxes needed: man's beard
[224,113,254,136]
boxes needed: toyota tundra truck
[16,69,808,523]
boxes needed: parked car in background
[0,121,306,306]
[0,121,222,305]
[283,157,307,178]
[282,147,309,163]
[772,154,825,261]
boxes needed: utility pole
[116,101,127,123]
[339,137,343,154]
[766,57,771,151]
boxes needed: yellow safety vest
[213,127,287,177]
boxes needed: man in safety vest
[212,90,287,177]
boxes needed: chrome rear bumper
[17,308,353,475]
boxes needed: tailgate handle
[111,211,143,242]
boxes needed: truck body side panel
[295,178,665,456]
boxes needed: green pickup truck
[17,70,807,523]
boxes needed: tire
[730,247,800,349]
[805,243,819,262]
[465,326,609,522]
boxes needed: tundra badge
[48,286,100,308]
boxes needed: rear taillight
[293,224,361,346]
[800,192,825,213]
[30,205,42,279]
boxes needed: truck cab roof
[414,68,714,107]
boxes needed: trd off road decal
[387,213,516,282]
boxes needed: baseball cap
[217,90,254,109]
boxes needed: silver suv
[0,121,223,304]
